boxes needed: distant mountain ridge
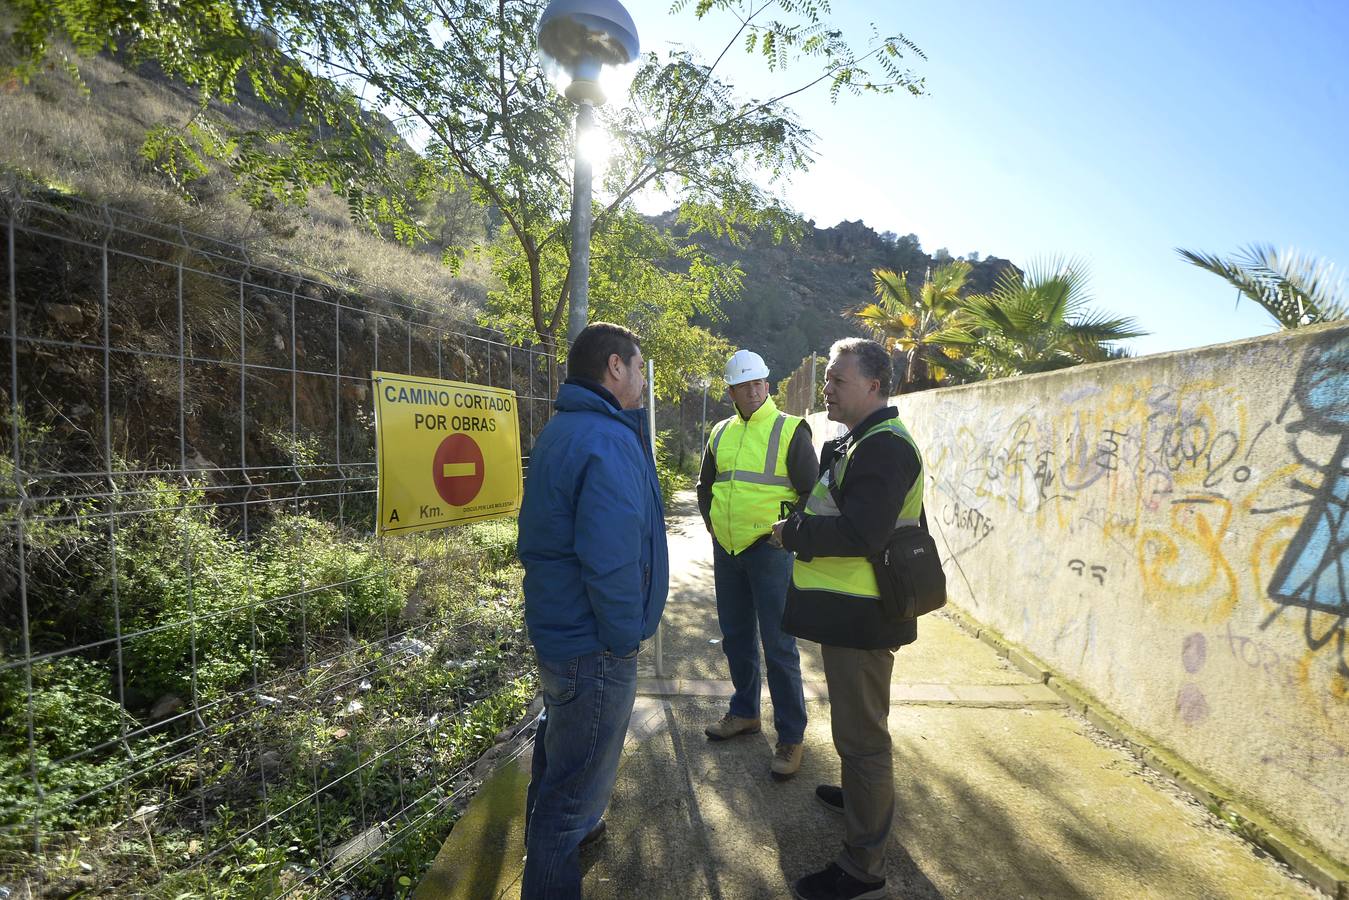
[648,211,1019,380]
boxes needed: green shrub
[0,655,136,832]
[654,430,691,508]
[256,513,417,638]
[111,479,253,707]
[108,480,417,708]
[1,461,531,895]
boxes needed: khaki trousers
[820,643,896,883]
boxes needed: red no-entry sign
[432,433,485,506]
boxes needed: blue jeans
[712,539,807,744]
[522,649,638,899]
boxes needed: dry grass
[0,44,492,316]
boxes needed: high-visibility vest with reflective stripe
[791,418,924,599]
[709,396,804,554]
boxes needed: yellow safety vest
[791,418,924,599]
[709,396,804,554]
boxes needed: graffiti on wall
[1067,559,1107,584]
[910,331,1349,855]
[1266,337,1349,616]
[920,332,1348,709]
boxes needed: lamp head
[537,0,639,105]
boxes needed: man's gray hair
[830,337,892,397]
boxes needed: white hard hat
[724,349,770,386]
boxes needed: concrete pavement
[415,491,1321,899]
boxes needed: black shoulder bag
[826,474,946,621]
[871,510,947,620]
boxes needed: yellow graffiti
[1296,646,1348,723]
[917,353,1349,823]
[1138,497,1239,621]
[1250,516,1300,605]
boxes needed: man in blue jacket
[517,322,669,899]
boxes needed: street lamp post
[567,101,596,344]
[537,0,639,345]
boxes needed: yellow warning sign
[372,371,522,535]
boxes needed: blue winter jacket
[518,380,669,661]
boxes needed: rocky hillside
[1,44,1019,386]
[655,212,1018,379]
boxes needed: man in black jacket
[772,338,924,900]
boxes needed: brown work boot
[771,742,803,781]
[704,713,761,741]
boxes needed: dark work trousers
[712,539,808,744]
[820,643,896,883]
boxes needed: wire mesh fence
[776,352,821,417]
[1,192,554,898]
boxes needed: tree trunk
[899,346,937,394]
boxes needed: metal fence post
[808,351,817,414]
[648,358,666,679]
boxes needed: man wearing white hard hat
[695,349,817,779]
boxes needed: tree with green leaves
[1178,244,1347,328]
[851,262,975,389]
[7,0,928,365]
[486,209,739,399]
[6,0,442,237]
[354,0,926,356]
[943,259,1146,380]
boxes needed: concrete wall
[804,322,1349,863]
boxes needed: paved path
[416,491,1320,899]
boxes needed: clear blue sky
[641,0,1349,356]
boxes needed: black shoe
[579,818,607,854]
[792,862,886,900]
[815,784,844,815]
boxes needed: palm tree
[1178,244,1348,328]
[851,262,976,389]
[948,258,1146,379]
